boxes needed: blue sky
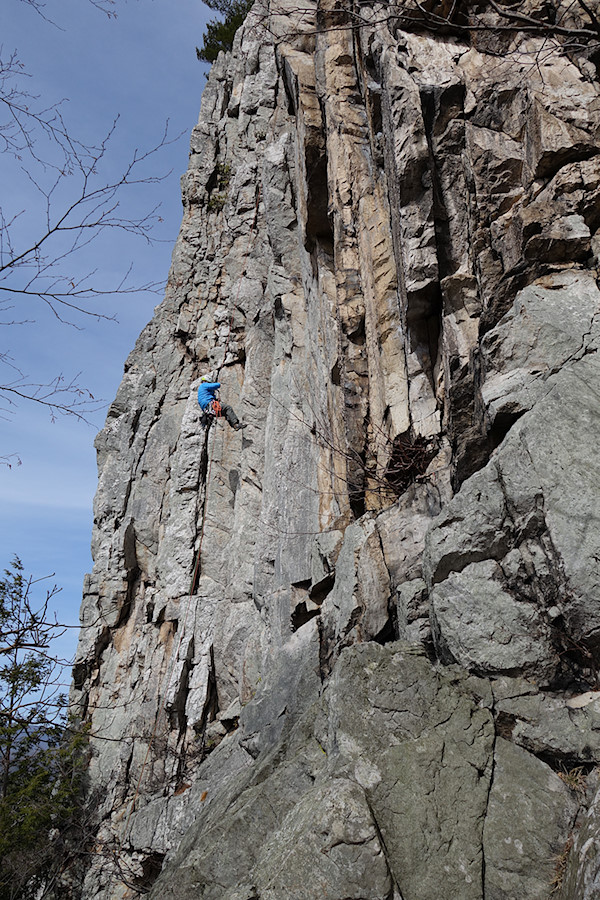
[1,0,213,664]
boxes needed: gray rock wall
[71,1,600,897]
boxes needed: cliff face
[72,1,600,897]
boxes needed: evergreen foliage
[196,0,253,63]
[0,558,88,900]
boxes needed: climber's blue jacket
[198,381,220,411]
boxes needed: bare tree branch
[252,0,600,57]
[1,2,184,431]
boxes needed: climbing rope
[214,183,262,382]
[119,183,262,846]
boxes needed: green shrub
[207,192,228,212]
[206,162,233,212]
[0,723,89,900]
[0,558,89,900]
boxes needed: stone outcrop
[71,1,600,897]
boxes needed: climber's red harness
[209,399,222,418]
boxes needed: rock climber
[197,374,245,430]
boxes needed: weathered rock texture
[71,1,600,897]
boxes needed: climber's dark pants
[200,404,240,429]
[220,404,240,428]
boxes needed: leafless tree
[1,0,177,441]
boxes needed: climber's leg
[221,404,245,430]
